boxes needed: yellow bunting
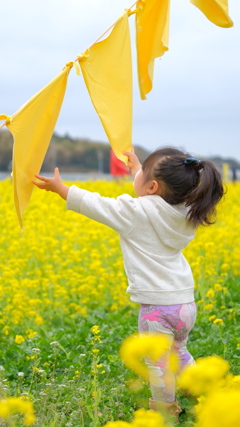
[190,0,233,28]
[136,0,170,100]
[78,9,132,164]
[0,115,11,129]
[6,63,73,228]
[0,114,10,122]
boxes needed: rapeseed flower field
[0,178,239,426]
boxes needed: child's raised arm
[32,167,69,200]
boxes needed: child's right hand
[32,167,70,200]
[123,148,142,177]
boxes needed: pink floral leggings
[138,302,197,403]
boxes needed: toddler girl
[33,147,224,420]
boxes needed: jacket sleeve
[66,185,136,235]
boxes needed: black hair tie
[184,157,204,171]
[183,157,201,165]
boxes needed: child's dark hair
[142,147,224,227]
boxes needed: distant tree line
[0,131,149,173]
[0,129,239,174]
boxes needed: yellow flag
[78,10,132,164]
[2,63,73,228]
[190,0,233,28]
[136,0,170,100]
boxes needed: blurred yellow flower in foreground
[131,408,168,427]
[196,389,240,427]
[104,421,129,427]
[120,333,178,381]
[225,374,240,390]
[104,409,168,427]
[178,355,229,396]
[0,397,35,425]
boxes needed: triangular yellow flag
[78,10,132,164]
[2,63,73,228]
[136,0,170,100]
[190,0,233,28]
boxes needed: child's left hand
[32,167,69,200]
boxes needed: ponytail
[185,160,225,227]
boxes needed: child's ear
[147,180,159,195]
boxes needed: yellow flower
[26,329,37,339]
[214,283,223,292]
[0,397,35,425]
[208,315,216,321]
[3,326,9,335]
[206,289,215,299]
[34,315,44,325]
[131,409,167,427]
[103,421,129,427]
[203,303,214,312]
[225,374,240,389]
[132,408,168,427]
[179,355,229,396]
[120,333,175,381]
[169,352,179,373]
[213,318,224,325]
[103,409,168,427]
[91,325,100,335]
[15,335,25,345]
[221,263,230,272]
[196,389,240,427]
[24,413,36,426]
[195,395,206,416]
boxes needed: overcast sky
[0,0,239,160]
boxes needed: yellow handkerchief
[136,0,170,100]
[190,0,233,28]
[78,10,132,164]
[5,63,73,228]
